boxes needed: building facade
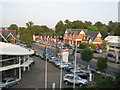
[63,29,103,46]
[0,42,34,84]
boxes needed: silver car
[59,62,72,69]
[0,77,21,88]
[63,74,88,87]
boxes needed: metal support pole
[45,38,48,89]
[73,39,77,89]
[60,39,63,89]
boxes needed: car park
[63,74,88,87]
[0,77,21,88]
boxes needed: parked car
[69,67,89,73]
[0,77,21,88]
[59,62,72,69]
[93,50,100,53]
[39,52,44,58]
[54,61,61,67]
[108,53,115,58]
[71,71,89,79]
[63,74,88,87]
[52,58,61,64]
[76,50,81,53]
[65,65,80,72]
[35,51,41,57]
[43,54,51,61]
[49,56,56,63]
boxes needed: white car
[59,62,72,69]
[63,74,88,87]
[0,77,21,88]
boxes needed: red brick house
[63,29,103,46]
[0,29,16,43]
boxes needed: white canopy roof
[104,36,120,43]
[0,42,34,55]
[104,36,120,47]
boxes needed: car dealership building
[0,42,34,83]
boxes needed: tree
[64,42,70,47]
[85,21,92,26]
[89,43,98,49]
[79,43,89,49]
[87,26,98,31]
[55,20,66,36]
[64,19,73,28]
[97,57,108,74]
[81,48,93,67]
[20,33,33,44]
[114,72,120,88]
[8,24,18,34]
[94,21,104,28]
[113,22,120,36]
[101,41,107,52]
[26,21,34,28]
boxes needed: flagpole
[45,36,48,89]
[73,35,77,89]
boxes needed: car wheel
[17,81,20,84]
[64,81,69,85]
[79,83,83,87]
[6,85,9,88]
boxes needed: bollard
[52,83,55,90]
[89,73,92,81]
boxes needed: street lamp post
[45,36,48,89]
[73,35,77,89]
[60,36,63,90]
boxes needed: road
[31,43,120,76]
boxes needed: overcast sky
[0,0,119,28]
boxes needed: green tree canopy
[81,48,93,62]
[8,24,18,34]
[55,20,66,36]
[97,57,108,73]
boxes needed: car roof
[3,77,14,80]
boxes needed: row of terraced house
[63,29,103,47]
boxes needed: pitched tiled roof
[0,30,16,38]
[67,29,87,36]
[85,31,99,41]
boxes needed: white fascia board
[79,30,85,34]
[75,39,82,41]
[97,33,102,37]
[0,64,21,71]
[0,33,8,42]
[6,32,16,39]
